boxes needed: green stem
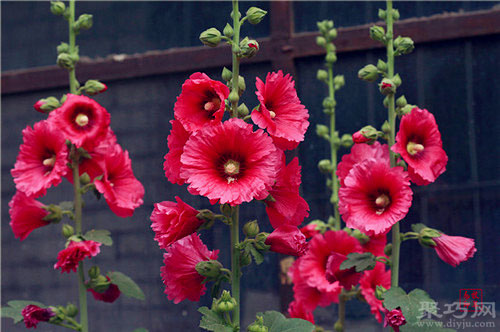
[230,205,240,327]
[230,0,241,118]
[336,291,346,332]
[68,0,77,94]
[386,0,400,289]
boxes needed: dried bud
[62,224,74,238]
[317,69,328,82]
[316,124,329,138]
[394,36,414,56]
[220,203,232,217]
[223,23,233,38]
[199,28,222,47]
[358,64,379,82]
[369,25,386,43]
[243,220,260,237]
[396,95,407,108]
[334,75,345,89]
[340,133,353,147]
[195,260,222,279]
[83,80,107,95]
[74,14,93,32]
[246,7,267,25]
[316,36,327,48]
[240,252,251,266]
[50,1,66,16]
[34,97,60,113]
[57,42,70,55]
[88,266,100,279]
[318,159,332,174]
[379,78,396,95]
[240,38,259,58]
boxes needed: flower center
[375,194,391,215]
[204,97,221,113]
[42,156,56,167]
[75,113,89,127]
[224,159,240,176]
[406,141,424,156]
[269,111,276,118]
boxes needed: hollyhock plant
[431,233,477,267]
[300,223,321,239]
[265,225,308,257]
[359,262,391,322]
[163,119,191,185]
[151,196,204,249]
[48,94,110,150]
[251,70,309,150]
[339,159,413,235]
[392,107,448,185]
[11,120,68,198]
[180,118,278,205]
[54,240,101,274]
[9,191,50,241]
[384,308,407,332]
[174,72,230,132]
[362,233,388,257]
[88,277,121,303]
[21,305,55,329]
[161,233,219,304]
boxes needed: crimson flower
[288,300,315,324]
[432,233,476,267]
[9,191,50,241]
[392,108,448,185]
[11,120,68,198]
[359,262,391,323]
[88,277,121,303]
[151,196,204,249]
[339,159,412,235]
[163,120,191,185]
[384,308,407,332]
[21,305,55,329]
[300,223,321,239]
[174,72,229,132]
[94,144,144,217]
[161,233,219,304]
[337,142,389,186]
[362,233,388,257]
[265,225,308,257]
[180,118,278,205]
[288,258,331,311]
[251,70,309,150]
[48,94,110,150]
[352,130,371,144]
[54,240,101,273]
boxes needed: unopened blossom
[432,233,476,267]
[9,191,50,241]
[54,240,101,273]
[21,305,55,329]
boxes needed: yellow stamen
[75,113,89,127]
[407,141,424,156]
[42,156,56,167]
[375,194,390,215]
[269,111,276,118]
[224,160,240,176]
[204,98,221,112]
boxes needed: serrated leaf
[249,245,264,265]
[339,252,376,272]
[411,223,427,233]
[198,307,233,332]
[84,229,112,246]
[261,310,314,332]
[383,287,436,324]
[132,329,149,332]
[7,300,46,309]
[107,271,145,300]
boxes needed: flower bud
[34,97,60,113]
[238,76,246,93]
[89,275,110,293]
[326,43,336,54]
[317,69,328,82]
[379,78,396,95]
[83,80,107,95]
[240,39,259,58]
[220,203,232,216]
[328,28,338,40]
[246,7,267,25]
[216,290,237,312]
[384,243,392,256]
[333,75,345,89]
[78,172,91,185]
[248,316,268,332]
[325,52,337,64]
[254,232,269,250]
[400,104,415,115]
[316,36,327,48]
[353,125,379,143]
[334,321,343,332]
[62,224,74,238]
[228,90,239,105]
[65,303,78,317]
[238,103,249,117]
[376,59,387,73]
[50,1,66,16]
[326,20,334,29]
[199,28,222,47]
[392,74,402,87]
[223,23,233,38]
[340,134,353,147]
[44,204,63,223]
[369,25,386,43]
[196,209,215,222]
[318,159,332,174]
[74,14,93,32]
[358,64,379,82]
[88,266,100,279]
[381,120,391,134]
[375,285,387,300]
[243,220,260,237]
[221,67,232,82]
[57,42,69,55]
[57,53,75,69]
[394,36,414,55]
[392,9,400,21]
[316,124,329,138]
[378,9,386,20]
[316,21,328,34]
[322,97,335,109]
[195,260,222,279]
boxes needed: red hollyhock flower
[151,196,204,249]
[337,142,389,187]
[352,130,371,144]
[384,308,407,332]
[9,191,50,241]
[21,305,55,329]
[432,233,476,267]
[392,108,448,185]
[11,120,68,198]
[54,240,101,273]
[180,118,278,206]
[288,258,329,311]
[265,225,308,257]
[265,151,309,228]
[288,300,315,324]
[94,144,144,217]
[47,94,110,150]
[359,262,391,323]
[174,72,229,132]
[161,233,219,304]
[163,120,191,185]
[300,223,321,239]
[251,70,309,150]
[362,233,388,257]
[88,277,121,303]
[339,159,412,235]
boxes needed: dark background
[2,1,499,331]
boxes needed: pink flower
[174,72,229,132]
[48,94,110,150]
[21,305,55,329]
[88,277,121,303]
[362,233,388,257]
[288,258,329,310]
[9,191,50,241]
[33,100,46,113]
[180,118,278,206]
[288,300,315,324]
[359,262,391,323]
[265,225,308,257]
[251,70,309,150]
[54,240,101,273]
[339,159,412,235]
[300,224,321,239]
[432,233,476,267]
[94,144,144,217]
[161,233,219,304]
[352,130,371,144]
[151,197,204,249]
[163,120,191,185]
[392,108,448,185]
[384,308,407,332]
[337,142,389,186]
[11,120,68,198]
[265,151,309,228]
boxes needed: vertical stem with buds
[68,0,77,94]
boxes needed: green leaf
[383,287,436,324]
[198,307,233,332]
[339,252,376,272]
[7,300,46,309]
[107,271,145,300]
[84,229,113,246]
[260,310,314,332]
[411,223,427,233]
[249,245,264,265]
[132,329,149,332]
[2,300,46,324]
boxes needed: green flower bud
[65,303,78,317]
[392,74,402,87]
[220,203,232,216]
[317,69,328,82]
[322,97,335,109]
[381,120,391,134]
[195,260,222,279]
[199,28,222,47]
[62,224,75,238]
[375,285,387,300]
[34,97,61,113]
[334,75,345,89]
[231,10,242,20]
[394,36,414,56]
[254,232,269,250]
[57,53,75,69]
[328,28,338,40]
[318,159,332,174]
[358,64,379,82]
[246,7,267,25]
[90,275,110,293]
[50,1,66,16]
[238,103,249,117]
[316,124,329,138]
[400,104,416,115]
[378,9,386,20]
[239,39,259,58]
[83,80,107,95]
[396,95,408,108]
[376,59,387,73]
[74,14,93,32]
[221,67,232,82]
[326,20,334,29]
[238,76,246,93]
[334,321,343,332]
[88,265,100,279]
[248,316,268,332]
[316,36,326,48]
[196,209,215,222]
[340,133,353,147]
[316,21,327,34]
[326,43,336,53]
[379,78,396,95]
[216,290,237,312]
[57,42,70,55]
[326,52,337,64]
[369,25,386,43]
[384,243,392,256]
[392,9,400,20]
[228,90,239,105]
[383,96,390,109]
[240,252,252,266]
[223,23,233,38]
[243,220,260,237]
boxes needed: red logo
[459,289,483,312]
